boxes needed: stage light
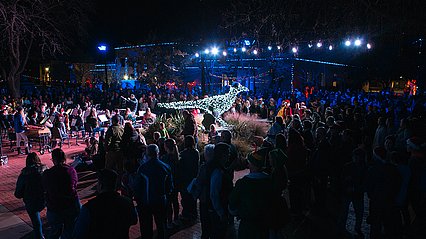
[253,49,258,55]
[345,40,351,46]
[204,49,210,54]
[244,40,251,46]
[316,42,322,48]
[195,52,200,57]
[97,45,107,51]
[222,51,227,56]
[268,46,272,50]
[233,48,237,52]
[308,44,313,48]
[45,67,49,72]
[211,47,219,55]
[292,47,298,53]
[123,74,129,80]
[366,43,372,49]
[242,47,246,52]
[355,39,362,46]
[277,46,281,50]
[329,45,333,50]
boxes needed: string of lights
[157,83,249,126]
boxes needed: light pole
[97,44,108,90]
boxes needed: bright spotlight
[253,49,258,55]
[366,43,372,49]
[316,42,322,48]
[329,45,333,50]
[277,46,281,50]
[354,39,362,46]
[211,47,219,55]
[345,40,351,46]
[292,47,298,53]
[268,46,272,50]
[242,47,246,52]
[45,67,50,72]
[222,51,227,56]
[195,53,200,57]
[233,48,237,53]
[204,49,210,54]
[97,45,107,51]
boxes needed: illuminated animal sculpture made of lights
[157,83,249,126]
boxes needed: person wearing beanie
[229,150,274,239]
[365,146,402,239]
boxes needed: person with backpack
[15,153,48,239]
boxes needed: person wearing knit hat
[229,150,274,239]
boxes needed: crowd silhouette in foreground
[4,84,426,239]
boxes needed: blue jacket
[14,113,25,133]
[132,158,173,206]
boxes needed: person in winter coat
[15,153,48,239]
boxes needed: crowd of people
[2,83,426,239]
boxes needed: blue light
[253,49,258,55]
[195,52,200,57]
[233,48,237,52]
[242,47,246,52]
[308,44,313,48]
[244,40,251,46]
[316,42,322,48]
[204,49,210,54]
[98,45,107,51]
[328,45,333,50]
[292,47,298,53]
[268,46,272,50]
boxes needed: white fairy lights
[157,83,249,126]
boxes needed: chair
[51,127,70,148]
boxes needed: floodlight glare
[292,47,298,53]
[233,48,237,52]
[211,47,219,55]
[242,47,246,52]
[222,51,227,56]
[195,53,200,57]
[354,39,362,46]
[345,40,351,46]
[277,46,281,50]
[329,45,333,50]
[253,49,258,55]
[268,46,272,50]
[98,45,107,51]
[204,49,210,54]
[316,42,322,48]
[366,43,372,49]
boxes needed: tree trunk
[7,74,20,99]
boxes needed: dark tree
[222,0,426,46]
[0,0,90,98]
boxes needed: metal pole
[104,53,108,90]
[201,55,206,95]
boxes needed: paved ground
[0,136,370,239]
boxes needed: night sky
[83,0,228,53]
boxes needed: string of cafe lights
[194,37,373,58]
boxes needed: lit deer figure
[157,83,249,126]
